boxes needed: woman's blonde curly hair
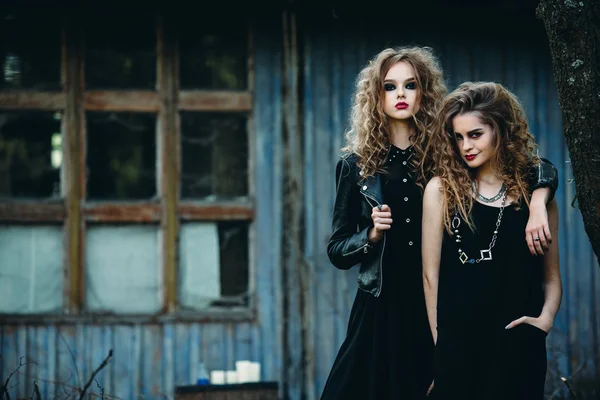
[428,81,541,233]
[342,46,447,188]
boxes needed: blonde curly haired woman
[422,82,562,399]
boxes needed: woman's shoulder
[425,176,443,190]
[423,176,444,202]
[339,152,359,163]
[335,152,359,172]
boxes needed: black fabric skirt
[433,323,547,400]
[320,260,434,400]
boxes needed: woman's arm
[422,177,445,344]
[506,198,562,333]
[327,157,375,270]
[538,198,562,331]
[526,158,559,255]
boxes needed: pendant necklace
[452,188,507,265]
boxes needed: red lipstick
[395,102,408,110]
[465,154,477,161]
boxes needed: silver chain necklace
[472,180,507,203]
[452,191,507,264]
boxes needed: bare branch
[1,356,37,400]
[95,379,105,400]
[561,377,578,400]
[31,381,41,400]
[79,350,113,400]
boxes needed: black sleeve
[529,157,559,201]
[326,158,374,270]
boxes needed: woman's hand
[525,194,552,256]
[368,204,392,243]
[426,380,435,396]
[505,314,553,334]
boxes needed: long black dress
[320,145,434,400]
[434,201,547,400]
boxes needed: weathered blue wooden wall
[0,16,286,400]
[1,6,598,400]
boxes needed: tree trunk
[537,0,600,261]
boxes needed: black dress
[320,145,434,400]
[434,201,547,400]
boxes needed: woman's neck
[474,162,506,201]
[389,119,414,149]
[475,161,500,185]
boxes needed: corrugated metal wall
[1,323,260,398]
[300,8,599,400]
[1,6,598,400]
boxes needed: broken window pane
[179,16,248,90]
[179,221,249,309]
[0,10,61,90]
[85,224,162,314]
[180,113,248,199]
[86,112,156,200]
[85,13,156,89]
[0,111,62,199]
[0,225,63,313]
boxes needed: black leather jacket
[327,154,558,297]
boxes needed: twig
[79,350,113,400]
[32,377,120,400]
[561,376,578,399]
[1,356,37,400]
[31,381,41,400]
[95,379,105,400]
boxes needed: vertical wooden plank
[253,15,283,389]
[132,325,142,399]
[56,325,79,398]
[246,10,258,324]
[234,323,253,363]
[88,326,108,398]
[25,326,37,397]
[330,25,347,368]
[312,25,338,400]
[157,12,180,313]
[112,325,134,399]
[103,326,115,397]
[201,324,226,372]
[75,324,88,390]
[189,323,201,384]
[141,325,161,398]
[2,328,18,399]
[302,30,319,400]
[162,324,175,396]
[174,323,190,386]
[62,11,85,313]
[46,326,58,399]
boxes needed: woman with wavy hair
[322,47,558,399]
[422,82,562,399]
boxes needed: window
[0,8,254,318]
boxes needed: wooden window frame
[0,12,256,323]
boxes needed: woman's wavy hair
[342,46,447,187]
[428,81,541,233]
